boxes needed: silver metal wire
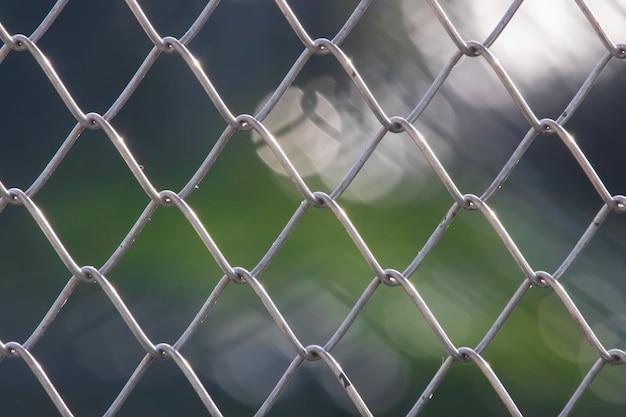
[1,1,625,416]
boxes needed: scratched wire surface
[0,0,625,416]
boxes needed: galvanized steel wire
[1,1,625,416]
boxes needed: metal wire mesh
[1,1,625,416]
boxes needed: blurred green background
[1,0,625,416]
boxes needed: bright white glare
[253,0,623,204]
[402,0,625,106]
[252,86,342,178]
[253,74,456,203]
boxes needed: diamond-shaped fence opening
[1,1,625,416]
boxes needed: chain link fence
[1,0,625,416]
